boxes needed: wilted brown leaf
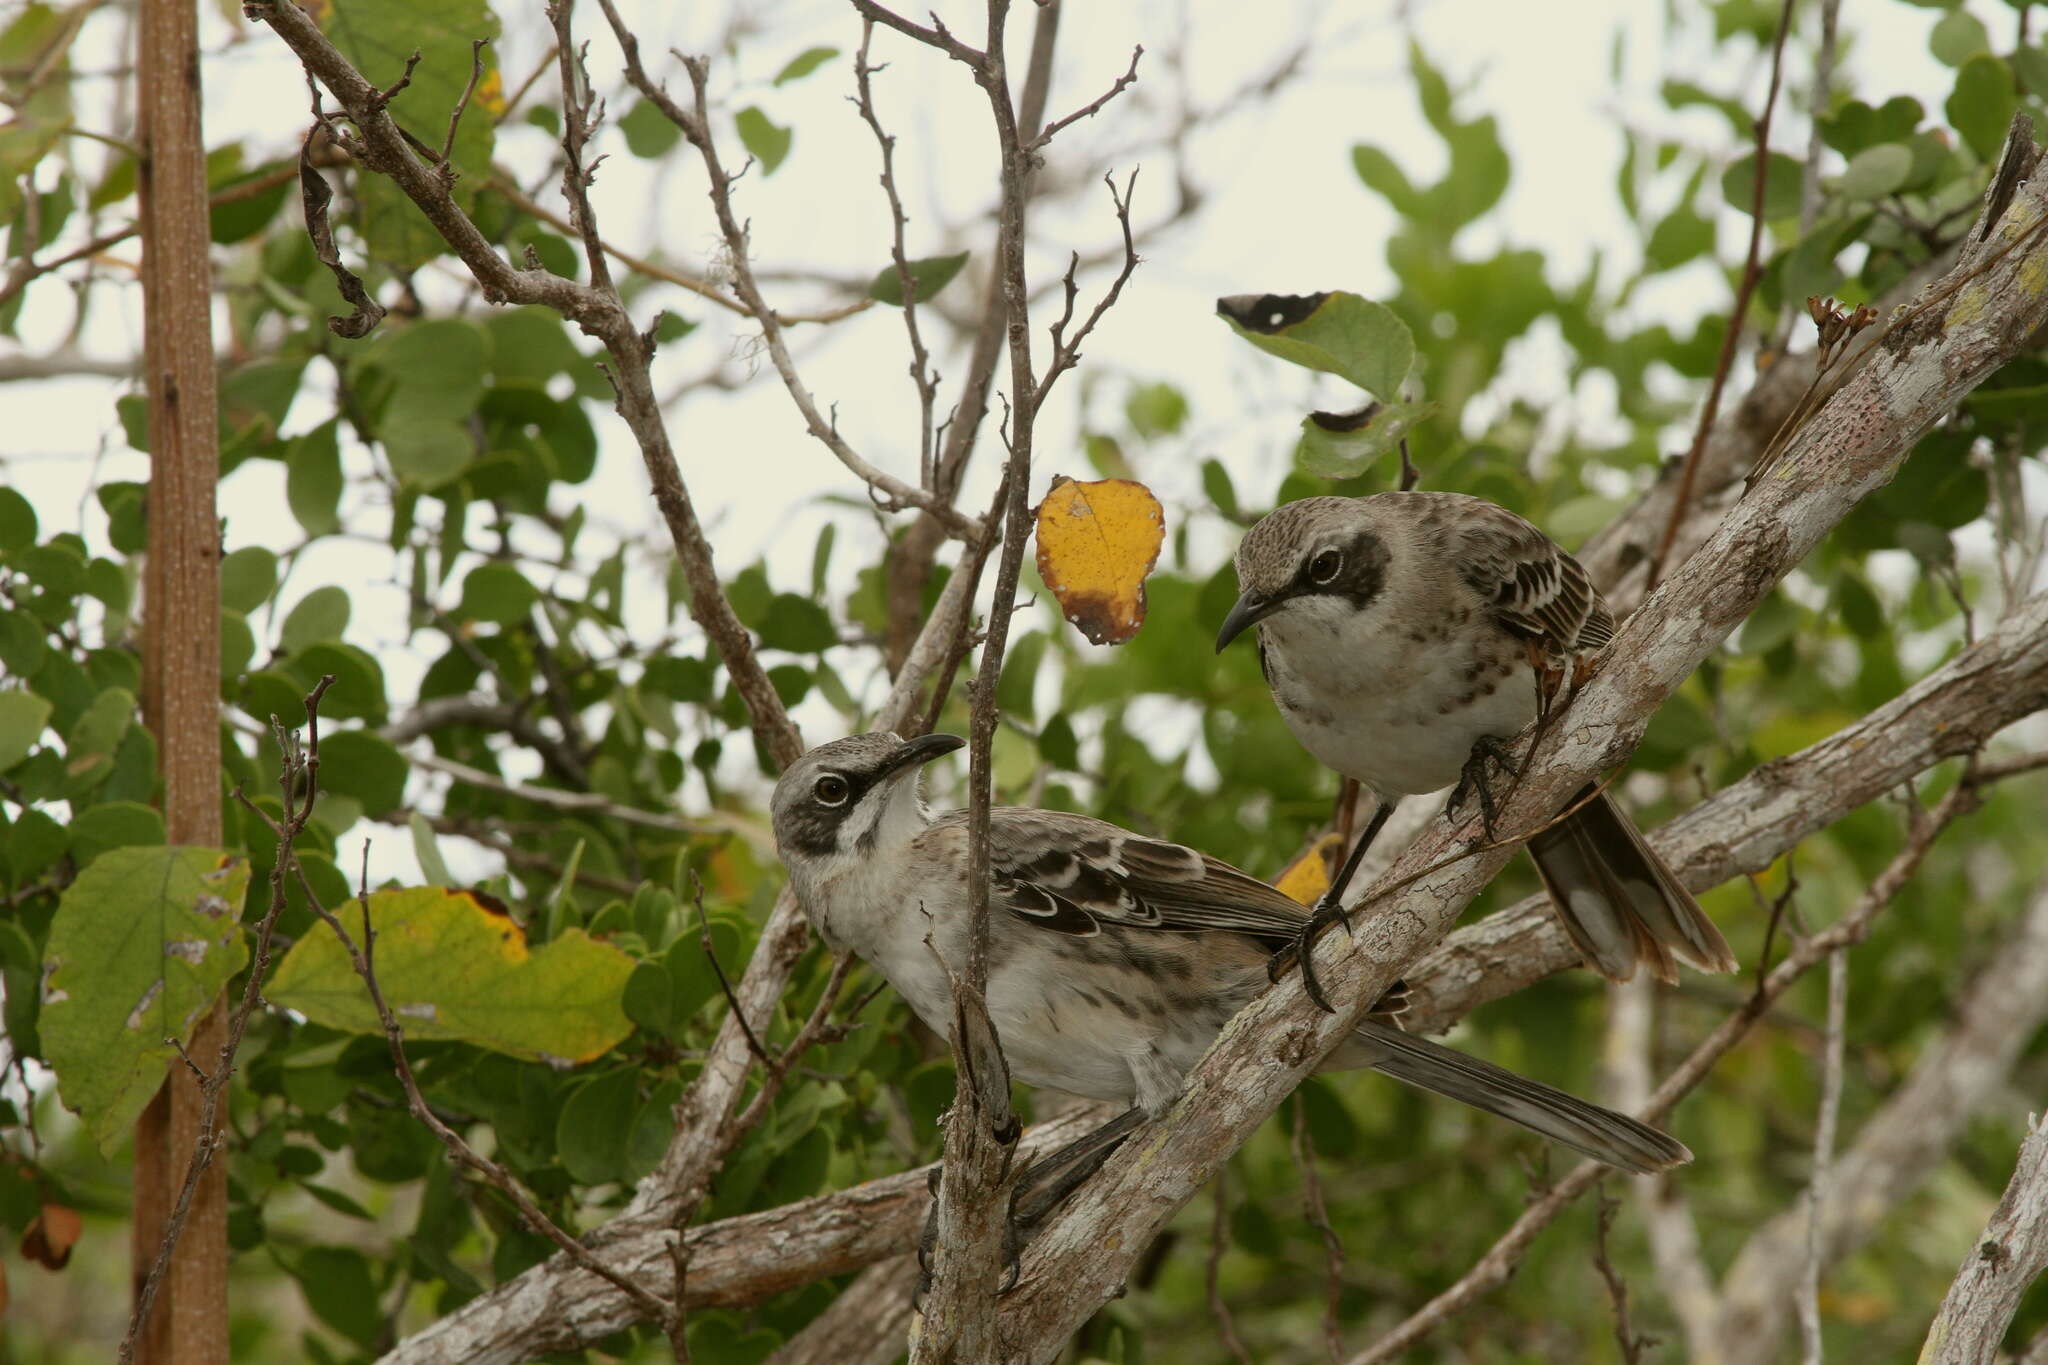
[20,1203,82,1270]
[1033,475,1166,646]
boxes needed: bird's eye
[1308,549,1342,584]
[813,775,851,806]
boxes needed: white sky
[0,0,1993,883]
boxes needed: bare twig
[1028,44,1143,152]
[594,2,981,538]
[1799,946,1848,1365]
[439,37,490,164]
[1647,0,1795,586]
[1798,0,1842,235]
[1206,1169,1256,1365]
[1290,1101,1347,1365]
[852,18,941,491]
[1592,1188,1652,1365]
[1035,169,1141,406]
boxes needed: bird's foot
[1268,889,1353,1013]
[1447,734,1520,842]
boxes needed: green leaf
[1930,8,1992,66]
[1124,382,1188,439]
[997,633,1046,723]
[1721,150,1805,218]
[458,561,538,626]
[383,414,473,487]
[0,486,36,551]
[410,812,454,885]
[318,730,409,816]
[1948,55,2018,162]
[1293,401,1435,479]
[210,162,292,245]
[288,643,388,725]
[623,960,674,1034]
[1835,143,1914,200]
[68,801,166,868]
[556,1068,639,1184]
[281,585,352,653]
[0,609,49,679]
[286,420,344,537]
[760,593,836,652]
[619,98,682,157]
[321,0,501,180]
[0,689,52,773]
[1350,144,1420,215]
[267,887,635,1063]
[868,251,969,306]
[773,46,839,85]
[293,1246,380,1350]
[379,319,489,417]
[734,106,792,174]
[41,848,251,1153]
[486,307,585,383]
[1644,206,1716,272]
[1215,292,1415,401]
[219,547,278,614]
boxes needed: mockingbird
[771,731,1691,1215]
[1216,491,1738,1009]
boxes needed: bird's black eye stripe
[813,773,852,806]
[1308,548,1342,584]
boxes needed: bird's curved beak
[1215,592,1278,653]
[885,731,965,777]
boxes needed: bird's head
[1215,497,1391,652]
[770,731,964,877]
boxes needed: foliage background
[3,0,2048,1360]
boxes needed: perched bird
[770,730,1692,1199]
[1217,491,1738,1009]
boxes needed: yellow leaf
[1033,475,1166,645]
[267,887,634,1064]
[1274,834,1344,906]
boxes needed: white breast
[1258,593,1537,796]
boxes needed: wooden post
[135,1,226,1360]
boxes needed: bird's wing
[930,808,1310,950]
[1445,497,1615,653]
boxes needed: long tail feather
[1344,1020,1690,1174]
[1526,785,1738,984]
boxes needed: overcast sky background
[0,0,1999,884]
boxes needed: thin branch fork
[590,0,982,539]
[245,0,804,770]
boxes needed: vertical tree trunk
[135,2,226,1360]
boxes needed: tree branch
[1919,1114,2048,1365]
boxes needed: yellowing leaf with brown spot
[267,887,634,1064]
[1034,476,1166,645]
[1273,834,1344,906]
